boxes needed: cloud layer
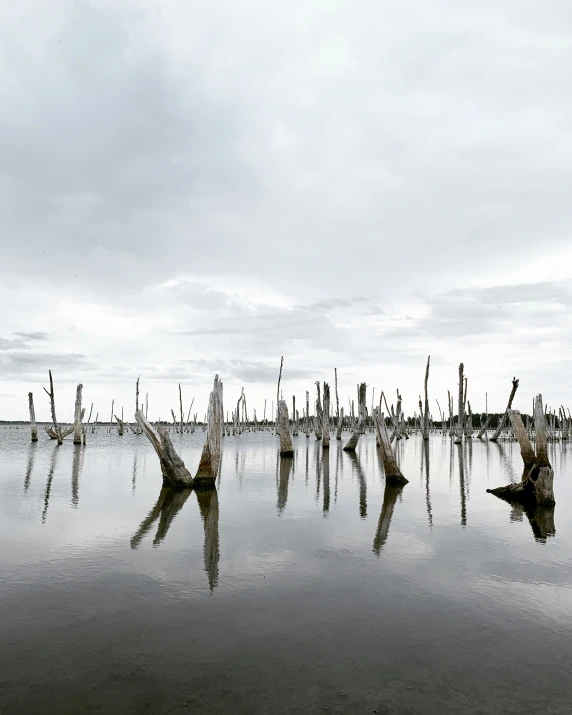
[1,0,571,419]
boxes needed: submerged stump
[194,375,224,488]
[487,397,554,506]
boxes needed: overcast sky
[2,0,572,422]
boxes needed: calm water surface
[1,427,571,714]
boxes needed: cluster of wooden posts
[25,355,556,505]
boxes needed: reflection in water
[527,503,556,542]
[132,452,138,495]
[458,444,467,527]
[348,452,367,519]
[277,457,292,515]
[42,447,59,524]
[305,442,309,487]
[373,483,404,555]
[422,439,433,529]
[24,443,37,493]
[315,445,321,502]
[195,489,220,591]
[130,487,192,549]
[323,449,330,516]
[71,445,84,508]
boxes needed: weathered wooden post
[195,375,224,487]
[322,382,330,448]
[490,377,519,442]
[28,392,38,442]
[43,370,63,445]
[109,399,114,434]
[487,396,554,505]
[343,383,366,451]
[372,408,408,485]
[73,384,83,444]
[422,355,430,440]
[305,391,310,437]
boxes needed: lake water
[1,427,571,714]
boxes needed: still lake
[1,427,571,714]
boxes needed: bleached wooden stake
[73,384,83,445]
[28,392,38,442]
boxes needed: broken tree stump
[322,382,330,448]
[73,384,83,445]
[487,396,554,506]
[277,399,294,457]
[194,375,224,487]
[336,406,344,440]
[422,355,430,440]
[135,409,194,488]
[454,363,465,444]
[490,377,519,442]
[43,370,63,444]
[343,383,366,452]
[28,392,38,442]
[373,407,408,485]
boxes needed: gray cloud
[1,1,572,417]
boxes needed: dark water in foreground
[1,428,571,715]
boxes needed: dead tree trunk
[28,392,38,442]
[343,383,366,451]
[135,410,194,488]
[73,384,83,444]
[336,406,344,440]
[422,355,430,440]
[114,415,125,436]
[373,408,408,485]
[466,400,474,437]
[487,397,554,506]
[277,399,294,457]
[305,391,310,437]
[194,375,224,487]
[490,377,519,442]
[477,391,489,438]
[314,381,323,439]
[454,363,465,444]
[335,367,340,427]
[109,399,114,434]
[43,370,63,445]
[322,382,330,448]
